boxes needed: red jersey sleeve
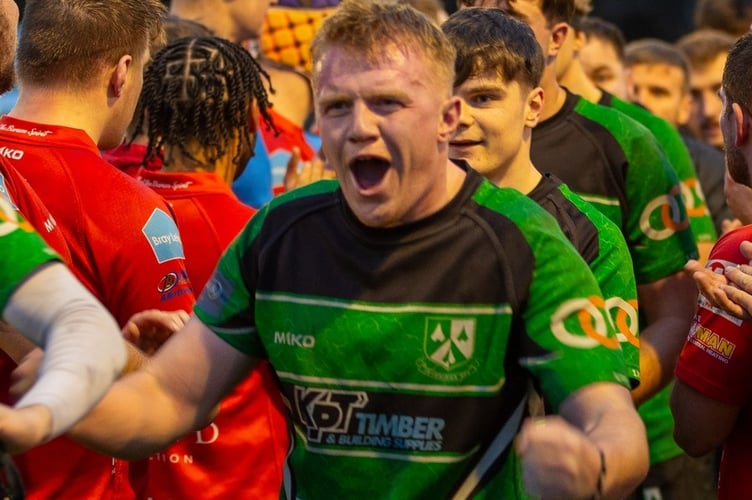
[675,226,752,405]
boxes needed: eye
[323,100,351,116]
[467,92,499,107]
[372,97,403,111]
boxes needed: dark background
[441,0,698,42]
[13,0,698,44]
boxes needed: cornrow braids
[131,35,278,171]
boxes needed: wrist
[591,448,606,500]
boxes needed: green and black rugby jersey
[529,173,639,386]
[531,90,698,465]
[599,91,717,244]
[0,198,59,310]
[196,167,628,499]
[531,90,698,285]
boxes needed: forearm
[632,274,696,406]
[70,317,250,459]
[631,314,692,406]
[3,263,126,439]
[69,366,208,459]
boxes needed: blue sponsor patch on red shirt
[142,208,185,263]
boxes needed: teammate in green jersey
[67,2,648,498]
[444,7,640,386]
[0,196,126,452]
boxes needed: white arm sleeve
[2,263,126,439]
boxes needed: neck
[170,1,240,43]
[488,141,542,194]
[446,158,466,200]
[9,85,110,147]
[163,146,236,186]
[558,59,603,104]
[539,66,567,121]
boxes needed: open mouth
[449,139,482,149]
[351,157,390,190]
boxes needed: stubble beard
[725,144,752,187]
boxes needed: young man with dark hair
[444,7,640,387]
[456,1,701,498]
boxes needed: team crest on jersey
[423,318,475,370]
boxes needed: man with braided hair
[122,35,287,498]
[0,1,195,498]
[169,0,330,206]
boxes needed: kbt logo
[639,184,690,241]
[550,296,619,349]
[0,147,23,160]
[294,387,368,443]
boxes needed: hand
[283,147,336,192]
[0,404,52,453]
[683,259,745,317]
[515,415,602,499]
[10,348,43,398]
[721,264,752,321]
[122,309,189,355]
[721,218,742,235]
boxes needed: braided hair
[131,35,278,171]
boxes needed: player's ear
[109,54,133,99]
[439,96,462,142]
[525,87,544,128]
[547,22,569,57]
[732,102,750,146]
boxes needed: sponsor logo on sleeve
[680,178,709,218]
[196,271,236,318]
[605,297,639,347]
[687,323,736,363]
[142,208,185,263]
[550,296,619,349]
[639,184,690,240]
